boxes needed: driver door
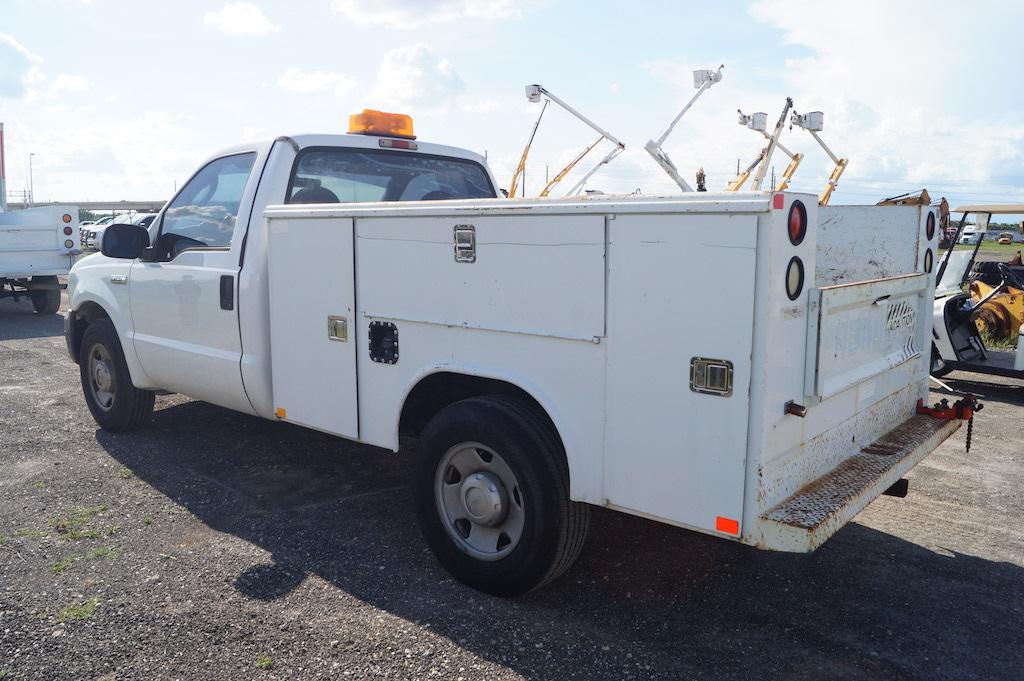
[128,152,258,414]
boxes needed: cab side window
[159,153,257,254]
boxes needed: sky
[1,0,1023,206]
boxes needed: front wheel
[413,395,589,597]
[79,319,155,432]
[30,276,60,314]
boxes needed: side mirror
[100,223,150,259]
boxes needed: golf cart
[931,204,1024,378]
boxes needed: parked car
[997,231,1014,245]
[86,213,156,250]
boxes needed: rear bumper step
[758,414,961,552]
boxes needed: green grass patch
[85,546,115,560]
[57,597,99,623]
[48,506,109,540]
[51,555,79,574]
[0,535,7,545]
[118,468,135,479]
[981,328,1018,349]
[255,654,274,670]
[31,481,47,490]
[142,516,154,526]
[14,528,48,539]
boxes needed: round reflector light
[925,212,935,241]
[62,213,72,223]
[788,200,807,246]
[63,226,73,235]
[64,239,75,249]
[785,256,804,301]
[924,248,933,273]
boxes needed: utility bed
[262,192,954,551]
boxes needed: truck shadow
[96,399,1024,681]
[935,375,1024,407]
[0,300,65,341]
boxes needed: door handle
[220,275,234,310]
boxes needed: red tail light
[788,200,807,246]
[63,226,73,235]
[925,212,935,240]
[62,213,72,223]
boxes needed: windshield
[936,250,974,296]
[286,147,495,204]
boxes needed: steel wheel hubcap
[435,442,524,561]
[88,344,116,411]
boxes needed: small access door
[266,216,359,438]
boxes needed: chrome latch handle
[454,224,476,263]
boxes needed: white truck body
[66,127,958,591]
[0,205,80,279]
[0,122,79,311]
[262,196,951,550]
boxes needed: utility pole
[28,152,35,207]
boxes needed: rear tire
[413,395,589,597]
[30,276,60,314]
[79,319,155,432]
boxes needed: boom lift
[725,97,793,192]
[790,109,848,206]
[508,84,625,198]
[644,65,724,192]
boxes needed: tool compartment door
[805,273,927,399]
[267,216,358,438]
[604,213,757,532]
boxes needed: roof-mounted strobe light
[348,109,416,140]
[725,97,794,192]
[644,65,724,193]
[508,84,625,198]
[790,109,848,206]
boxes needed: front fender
[67,255,157,390]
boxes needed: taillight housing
[925,212,935,241]
[787,200,807,246]
[63,226,73,235]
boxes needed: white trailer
[0,123,80,314]
[66,115,971,596]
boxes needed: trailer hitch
[916,395,984,452]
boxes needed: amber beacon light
[348,109,416,140]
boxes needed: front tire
[30,276,60,314]
[79,319,155,432]
[413,395,589,597]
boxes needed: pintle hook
[916,395,984,452]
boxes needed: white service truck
[0,123,80,314]
[65,111,973,596]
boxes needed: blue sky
[1,0,1022,206]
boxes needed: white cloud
[277,67,357,97]
[368,43,465,113]
[744,0,1024,200]
[460,99,499,114]
[203,2,281,35]
[332,0,519,27]
[0,34,41,99]
[49,74,91,95]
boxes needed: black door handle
[220,275,234,311]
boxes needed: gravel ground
[1,293,1023,680]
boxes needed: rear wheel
[413,395,589,596]
[30,276,60,314]
[79,319,155,432]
